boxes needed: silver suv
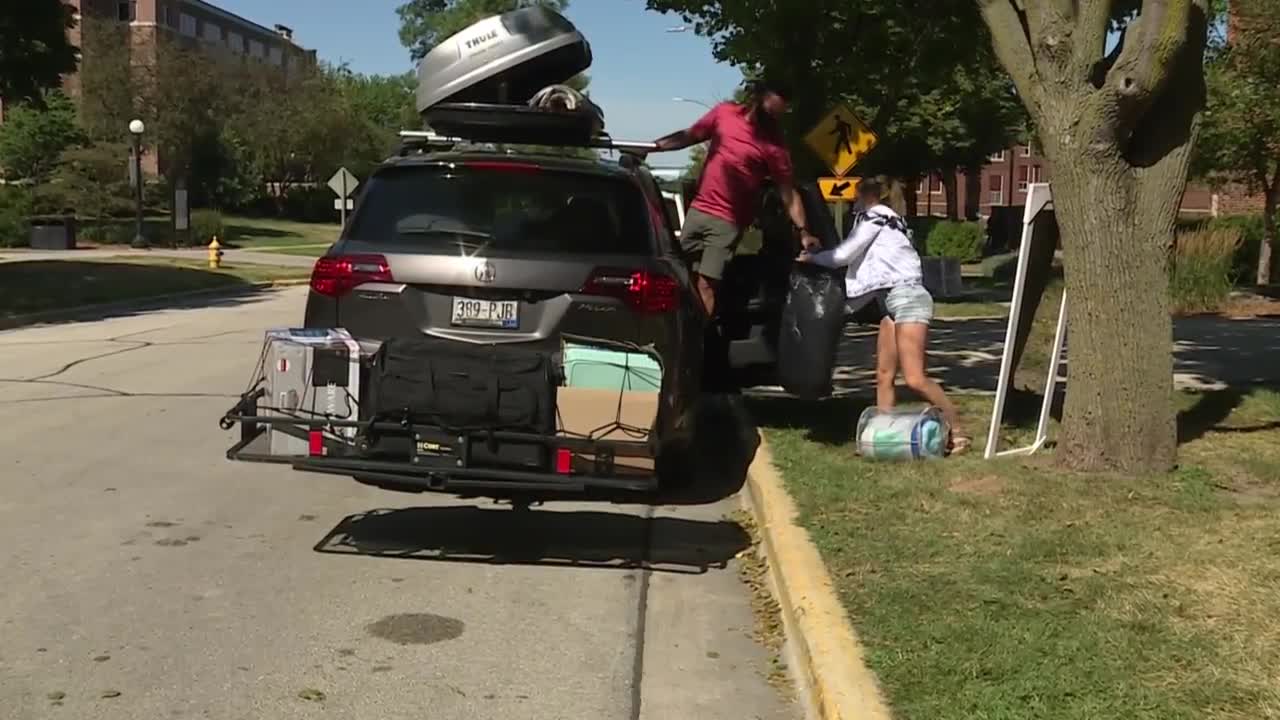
[301,145,705,493]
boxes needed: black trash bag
[776,263,846,400]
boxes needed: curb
[0,278,308,332]
[740,435,893,720]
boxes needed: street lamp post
[129,119,148,249]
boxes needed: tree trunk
[1049,154,1178,472]
[978,0,1209,474]
[964,167,982,220]
[943,168,960,219]
[904,179,919,217]
[1259,184,1277,286]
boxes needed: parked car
[297,141,705,493]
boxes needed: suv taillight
[310,254,393,297]
[581,268,679,314]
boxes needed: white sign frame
[985,183,1068,459]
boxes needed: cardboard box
[557,387,659,441]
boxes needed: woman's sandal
[948,433,973,457]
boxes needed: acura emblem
[474,261,496,284]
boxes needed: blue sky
[213,0,743,166]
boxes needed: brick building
[911,144,1256,220]
[1,0,315,168]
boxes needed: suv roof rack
[397,129,656,156]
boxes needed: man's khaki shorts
[679,208,743,281]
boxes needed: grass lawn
[222,216,338,254]
[752,388,1280,719]
[0,257,308,319]
[259,244,334,258]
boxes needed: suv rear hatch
[308,160,679,347]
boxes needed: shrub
[1170,226,1241,314]
[281,185,335,223]
[78,221,136,245]
[0,186,34,248]
[919,220,984,262]
[190,209,226,246]
[1179,214,1266,284]
[31,143,133,221]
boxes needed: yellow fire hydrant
[208,236,223,269]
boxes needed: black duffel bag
[368,337,558,434]
[776,264,847,400]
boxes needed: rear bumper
[222,392,660,495]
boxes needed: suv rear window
[347,164,653,255]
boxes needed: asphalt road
[0,288,795,720]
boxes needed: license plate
[451,297,519,328]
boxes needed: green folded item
[562,343,662,392]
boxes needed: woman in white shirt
[797,179,971,454]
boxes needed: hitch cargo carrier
[220,329,664,496]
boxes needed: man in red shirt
[649,79,820,319]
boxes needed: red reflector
[310,254,393,298]
[308,431,324,457]
[581,268,679,313]
[463,160,542,173]
[555,448,573,475]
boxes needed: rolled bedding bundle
[528,84,605,136]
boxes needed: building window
[180,13,197,37]
[988,174,1004,205]
[1029,166,1043,184]
[269,46,284,66]
[249,40,265,59]
[204,23,222,44]
[228,32,244,53]
[931,173,944,194]
[161,4,176,27]
[1020,145,1032,157]
[118,1,136,21]
[1017,166,1029,192]
[989,150,1006,162]
[916,179,925,195]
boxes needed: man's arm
[652,129,701,153]
[651,104,720,153]
[777,182,820,250]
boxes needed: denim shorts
[847,284,934,326]
[883,284,934,325]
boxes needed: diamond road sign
[804,105,878,178]
[327,167,359,198]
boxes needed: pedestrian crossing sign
[804,105,878,178]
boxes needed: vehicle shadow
[312,396,760,573]
[313,505,751,575]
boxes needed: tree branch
[1073,0,1116,77]
[1104,0,1197,134]
[978,0,1042,108]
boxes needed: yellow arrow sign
[819,177,860,201]
[804,105,878,178]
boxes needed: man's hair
[745,77,794,103]
[858,178,884,199]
